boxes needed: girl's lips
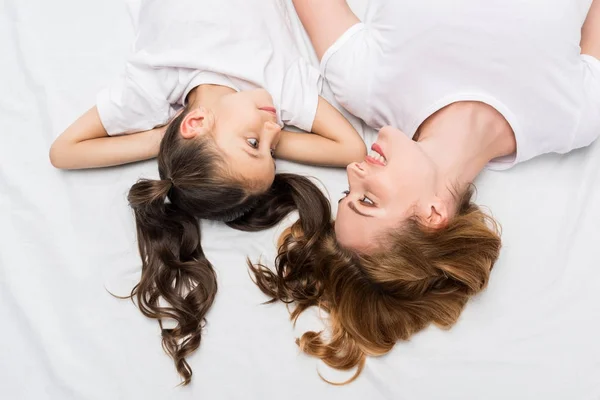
[259,107,277,115]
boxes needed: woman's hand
[292,0,360,60]
[582,0,600,59]
[49,107,167,169]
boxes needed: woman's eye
[361,195,375,206]
[247,138,259,148]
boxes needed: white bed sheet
[1,0,599,399]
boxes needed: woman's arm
[275,96,366,167]
[49,107,165,169]
[292,0,360,60]
[582,0,600,59]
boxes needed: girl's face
[212,89,282,189]
[181,89,283,191]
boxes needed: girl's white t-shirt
[321,0,600,169]
[97,0,321,136]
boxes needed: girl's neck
[186,84,236,110]
[416,101,516,195]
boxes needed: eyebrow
[348,201,373,218]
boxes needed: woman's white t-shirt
[97,0,321,136]
[321,0,600,169]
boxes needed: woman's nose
[347,162,366,178]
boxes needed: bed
[1,0,599,399]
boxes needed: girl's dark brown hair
[127,109,326,385]
[251,186,501,384]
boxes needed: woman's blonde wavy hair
[251,186,501,384]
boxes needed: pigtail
[128,178,217,386]
[246,174,333,314]
[228,173,331,232]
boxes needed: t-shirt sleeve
[573,54,600,149]
[96,63,172,136]
[279,58,321,132]
[319,23,375,123]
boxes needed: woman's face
[335,126,440,251]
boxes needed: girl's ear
[180,107,214,139]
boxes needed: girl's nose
[265,121,282,147]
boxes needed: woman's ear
[180,107,214,139]
[420,196,449,229]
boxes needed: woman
[252,0,600,382]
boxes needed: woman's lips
[365,143,387,166]
[372,143,385,159]
[365,155,386,166]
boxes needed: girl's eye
[338,189,350,203]
[247,138,259,148]
[361,195,375,206]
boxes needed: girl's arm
[582,0,600,59]
[276,0,366,167]
[292,0,360,60]
[275,96,366,167]
[49,107,165,169]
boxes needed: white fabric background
[1,1,599,399]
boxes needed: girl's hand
[50,107,168,169]
[275,96,366,167]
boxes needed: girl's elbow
[347,140,367,163]
[49,141,71,169]
[335,142,366,167]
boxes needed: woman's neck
[416,101,516,196]
[186,84,236,110]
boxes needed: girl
[253,0,600,383]
[50,0,365,385]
